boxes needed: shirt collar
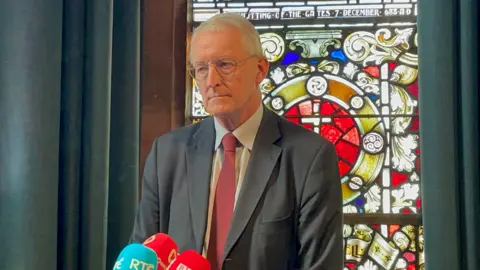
[214,104,263,151]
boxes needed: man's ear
[255,57,270,84]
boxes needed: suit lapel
[224,108,282,258]
[186,117,215,252]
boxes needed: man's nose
[206,64,222,88]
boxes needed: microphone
[166,250,211,270]
[113,243,158,270]
[143,233,179,269]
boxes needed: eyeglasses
[188,55,257,81]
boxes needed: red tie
[207,133,237,270]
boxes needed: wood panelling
[140,0,187,196]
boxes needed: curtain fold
[0,1,63,268]
[107,0,141,268]
[418,0,479,269]
[0,0,140,269]
[57,0,86,268]
[79,0,113,269]
[457,1,480,269]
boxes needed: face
[190,27,269,119]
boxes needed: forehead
[190,27,247,62]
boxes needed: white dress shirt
[202,104,264,257]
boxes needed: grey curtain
[418,0,479,269]
[0,0,140,269]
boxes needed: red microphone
[167,250,211,270]
[143,233,179,269]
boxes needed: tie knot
[222,133,237,152]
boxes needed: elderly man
[130,13,343,270]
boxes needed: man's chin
[207,105,236,117]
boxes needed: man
[130,13,343,269]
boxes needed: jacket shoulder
[154,117,212,146]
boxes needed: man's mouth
[210,95,230,99]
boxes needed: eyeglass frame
[188,55,259,81]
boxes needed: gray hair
[190,13,264,58]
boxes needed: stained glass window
[344,224,424,270]
[187,1,422,269]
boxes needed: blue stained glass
[331,50,347,62]
[309,60,319,65]
[355,197,365,207]
[368,94,377,101]
[282,52,300,65]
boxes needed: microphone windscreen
[143,233,179,269]
[166,250,211,270]
[113,243,158,270]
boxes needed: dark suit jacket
[130,107,343,269]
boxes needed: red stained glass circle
[284,99,361,177]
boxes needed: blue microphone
[113,243,158,270]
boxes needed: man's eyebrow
[191,56,237,64]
